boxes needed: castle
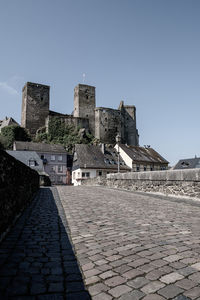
[21,82,139,145]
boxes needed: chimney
[101,143,105,154]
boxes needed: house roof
[174,157,200,170]
[6,150,46,175]
[73,144,131,171]
[0,117,19,131]
[14,141,67,153]
[119,144,169,164]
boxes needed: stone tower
[21,82,50,136]
[73,84,96,135]
[123,105,139,146]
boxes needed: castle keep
[21,82,139,145]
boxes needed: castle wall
[21,82,50,135]
[95,108,122,144]
[74,84,95,135]
[46,112,89,133]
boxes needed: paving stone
[48,282,64,293]
[108,284,132,298]
[184,287,200,299]
[142,295,166,300]
[88,282,109,296]
[158,284,184,299]
[93,292,112,300]
[85,275,101,285]
[127,276,149,288]
[188,272,200,283]
[30,282,47,295]
[163,255,183,263]
[105,275,126,287]
[123,269,144,279]
[160,272,184,284]
[191,262,200,271]
[141,280,165,294]
[178,267,197,276]
[99,270,117,279]
[172,296,192,300]
[175,278,197,290]
[118,289,145,300]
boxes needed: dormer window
[28,159,36,167]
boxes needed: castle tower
[21,82,50,136]
[73,84,96,135]
[123,105,139,146]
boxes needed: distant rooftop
[73,144,130,171]
[174,157,200,170]
[119,144,169,164]
[13,141,67,153]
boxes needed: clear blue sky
[0,0,200,165]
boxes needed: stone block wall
[81,169,200,199]
[0,150,39,237]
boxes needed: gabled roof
[0,117,19,131]
[14,141,67,153]
[174,157,200,170]
[6,150,45,174]
[73,144,130,170]
[119,144,169,164]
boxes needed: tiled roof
[73,144,130,170]
[6,150,45,175]
[119,144,168,164]
[174,157,200,170]
[14,141,67,153]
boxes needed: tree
[35,117,97,153]
[0,125,31,149]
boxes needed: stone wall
[81,169,200,199]
[0,150,39,238]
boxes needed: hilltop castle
[21,82,139,145]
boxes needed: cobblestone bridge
[1,186,200,299]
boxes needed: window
[58,176,63,182]
[58,165,63,173]
[136,165,140,172]
[41,155,44,159]
[82,172,90,178]
[98,171,102,176]
[28,159,35,167]
[50,166,56,172]
[50,175,55,182]
[144,166,147,171]
[58,155,62,161]
[51,155,56,161]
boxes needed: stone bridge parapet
[81,169,200,199]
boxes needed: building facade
[13,141,69,185]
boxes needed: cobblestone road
[57,186,200,300]
[0,187,90,300]
[1,186,200,299]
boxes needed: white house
[72,144,131,186]
[114,144,168,172]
